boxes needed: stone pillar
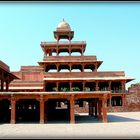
[70,81,72,92]
[96,81,99,91]
[40,95,44,124]
[98,99,102,121]
[49,51,52,56]
[70,96,75,124]
[81,48,83,56]
[88,101,93,116]
[10,96,16,124]
[70,64,72,72]
[57,64,60,72]
[56,82,59,92]
[44,52,47,59]
[109,95,112,108]
[109,81,111,91]
[92,101,95,117]
[102,94,108,123]
[56,38,59,56]
[56,64,59,72]
[83,81,85,91]
[57,49,59,56]
[94,63,97,72]
[43,81,46,92]
[122,94,126,106]
[69,48,71,56]
[121,81,125,93]
[82,64,84,72]
[95,100,98,117]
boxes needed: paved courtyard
[0,112,140,139]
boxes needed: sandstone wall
[75,84,140,113]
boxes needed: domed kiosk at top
[54,19,74,41]
[57,19,71,31]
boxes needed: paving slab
[0,112,140,139]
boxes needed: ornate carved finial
[63,18,65,22]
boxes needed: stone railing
[44,71,125,79]
[111,90,128,94]
[43,56,97,62]
[41,41,86,45]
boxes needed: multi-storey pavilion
[0,20,134,124]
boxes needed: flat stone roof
[9,87,43,90]
[43,76,134,82]
[0,91,111,95]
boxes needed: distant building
[0,20,134,124]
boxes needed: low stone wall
[75,104,89,113]
[125,90,140,112]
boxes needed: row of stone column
[10,96,75,124]
[109,95,126,107]
[45,63,97,72]
[44,43,85,57]
[10,94,108,124]
[45,81,125,93]
[88,97,108,123]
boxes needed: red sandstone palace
[0,20,135,124]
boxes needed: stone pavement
[0,112,140,139]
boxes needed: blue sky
[0,2,140,88]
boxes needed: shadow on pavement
[1,113,140,124]
[108,114,140,123]
[75,114,101,124]
[75,114,140,124]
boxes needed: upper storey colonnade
[41,41,86,57]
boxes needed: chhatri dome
[54,19,74,40]
[56,19,71,31]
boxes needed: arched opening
[52,52,57,56]
[71,49,82,56]
[84,64,95,72]
[51,49,57,56]
[46,49,52,56]
[71,64,82,72]
[58,65,70,72]
[45,64,57,72]
[58,49,69,56]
